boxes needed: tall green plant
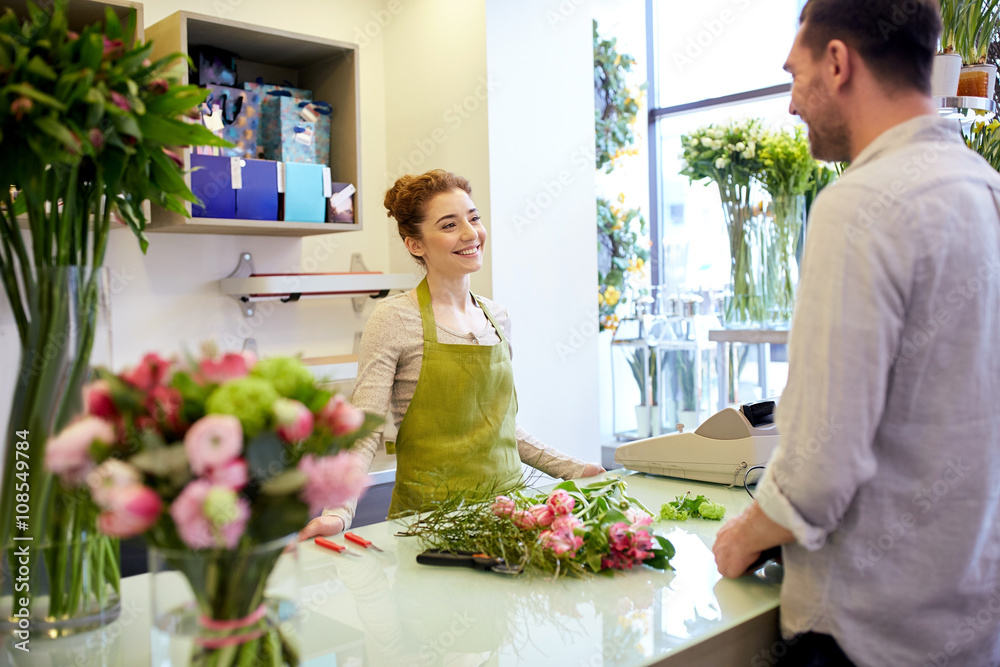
[0,0,227,626]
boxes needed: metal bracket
[227,251,256,318]
[350,252,388,313]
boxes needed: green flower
[657,504,689,522]
[205,377,279,438]
[250,357,314,400]
[204,487,240,529]
[697,501,726,521]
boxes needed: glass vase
[0,266,120,637]
[149,536,302,667]
[764,194,805,326]
[717,188,768,328]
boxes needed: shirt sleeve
[755,183,915,550]
[323,301,403,530]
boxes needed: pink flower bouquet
[401,477,675,577]
[45,349,380,666]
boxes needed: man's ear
[826,39,853,93]
[403,236,424,257]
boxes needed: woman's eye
[471,216,481,223]
[444,222,456,229]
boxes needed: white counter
[5,473,780,666]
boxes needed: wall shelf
[221,252,416,317]
[144,11,361,236]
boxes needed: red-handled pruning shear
[315,537,361,557]
[345,532,384,552]
[417,549,522,575]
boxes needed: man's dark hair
[799,0,942,94]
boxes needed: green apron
[388,278,522,517]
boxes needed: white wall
[485,0,600,464]
[382,0,494,298]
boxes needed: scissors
[417,549,522,575]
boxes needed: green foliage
[594,20,645,174]
[0,0,229,343]
[658,493,727,521]
[250,356,316,401]
[758,126,815,200]
[941,0,1000,63]
[597,195,648,331]
[966,118,1000,171]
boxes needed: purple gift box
[190,154,236,219]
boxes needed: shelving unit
[938,96,997,126]
[144,11,360,237]
[220,252,417,318]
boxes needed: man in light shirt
[713,1,1000,665]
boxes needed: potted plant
[935,0,965,97]
[955,0,1000,97]
[0,0,227,635]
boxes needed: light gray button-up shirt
[756,115,1000,666]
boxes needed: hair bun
[384,175,416,220]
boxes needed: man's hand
[713,502,794,578]
[580,463,606,478]
[298,515,346,541]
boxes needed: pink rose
[608,522,631,551]
[147,78,169,95]
[122,353,171,391]
[511,509,538,530]
[319,395,364,436]
[84,379,116,420]
[491,495,515,518]
[540,529,584,557]
[10,97,32,120]
[297,452,368,516]
[102,36,124,59]
[273,398,314,443]
[205,459,248,490]
[86,459,141,507]
[184,415,243,475]
[552,514,583,534]
[625,507,653,527]
[528,503,555,527]
[88,128,104,151]
[169,480,249,550]
[97,484,161,538]
[45,416,116,484]
[546,489,575,516]
[198,352,253,384]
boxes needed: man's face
[785,24,851,163]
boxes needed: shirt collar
[849,114,962,171]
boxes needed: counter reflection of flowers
[598,194,650,332]
[401,477,674,577]
[45,347,381,666]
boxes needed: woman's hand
[580,463,606,478]
[298,515,346,541]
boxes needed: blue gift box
[190,154,236,219]
[236,159,279,221]
[283,162,326,223]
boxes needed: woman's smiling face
[405,188,486,278]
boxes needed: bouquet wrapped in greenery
[399,477,675,578]
[45,348,381,666]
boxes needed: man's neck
[848,93,938,162]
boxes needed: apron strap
[416,277,508,350]
[415,277,438,344]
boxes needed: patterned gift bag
[260,95,331,165]
[201,84,260,160]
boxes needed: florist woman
[300,170,604,539]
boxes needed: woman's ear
[403,236,424,257]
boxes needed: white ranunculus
[701,137,713,147]
[735,142,746,152]
[711,140,723,150]
[715,157,728,169]
[741,150,752,160]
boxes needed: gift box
[190,154,237,219]
[283,162,327,223]
[200,84,260,160]
[243,80,313,101]
[236,159,279,221]
[260,96,331,165]
[327,183,356,224]
[192,46,238,87]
